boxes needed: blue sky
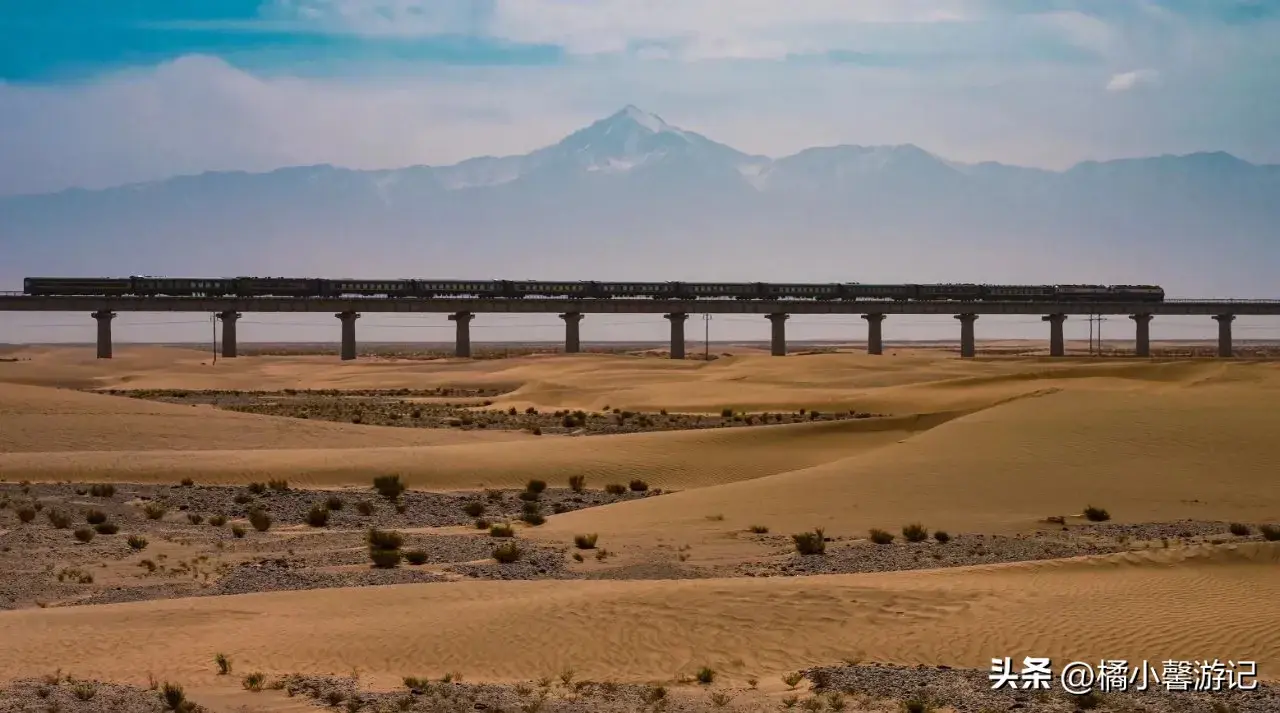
[2,0,1279,195]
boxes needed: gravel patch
[737,521,1274,577]
[0,677,207,713]
[803,662,1280,713]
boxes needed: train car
[762,283,842,300]
[680,282,761,300]
[412,280,504,298]
[1053,284,1111,301]
[917,283,984,301]
[841,284,918,301]
[594,282,668,299]
[982,285,1058,301]
[233,277,320,297]
[24,277,133,296]
[1108,285,1165,302]
[513,281,588,298]
[130,277,240,296]
[319,279,414,298]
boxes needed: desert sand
[1,343,1278,711]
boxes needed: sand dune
[1,544,1275,686]
[538,384,1280,544]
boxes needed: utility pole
[702,313,712,361]
[1088,313,1094,356]
[210,314,218,365]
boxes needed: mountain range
[2,105,1278,297]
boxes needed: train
[22,277,1166,302]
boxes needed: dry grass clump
[748,524,770,534]
[85,509,108,525]
[230,524,246,538]
[605,483,627,495]
[901,523,929,543]
[88,483,116,498]
[306,504,330,527]
[248,509,272,532]
[247,482,267,495]
[368,527,405,568]
[267,479,289,492]
[1260,524,1280,541]
[695,667,716,684]
[17,506,37,523]
[186,513,204,525]
[404,549,429,565]
[1083,505,1111,522]
[47,510,72,529]
[526,479,547,495]
[207,514,227,527]
[490,522,515,538]
[242,672,266,691]
[492,542,522,563]
[372,474,406,500]
[94,521,120,535]
[868,528,895,545]
[325,495,344,510]
[180,478,195,487]
[629,479,649,492]
[1229,523,1251,537]
[793,528,827,555]
[214,653,231,675]
[574,533,598,549]
[463,502,486,517]
[933,530,951,543]
[144,502,167,520]
[73,527,94,543]
[568,475,586,493]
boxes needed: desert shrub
[231,524,246,538]
[74,527,94,543]
[903,699,931,713]
[233,493,252,505]
[144,503,167,520]
[605,483,627,495]
[373,474,406,500]
[933,530,951,543]
[568,475,586,492]
[305,505,330,527]
[367,528,405,550]
[720,408,734,418]
[793,529,827,555]
[248,509,272,532]
[782,672,803,689]
[486,489,503,501]
[629,479,649,492]
[574,533,598,549]
[526,479,547,494]
[267,479,289,492]
[128,535,148,550]
[902,523,929,543]
[1083,505,1110,522]
[1261,524,1280,541]
[208,515,227,527]
[521,501,541,515]
[696,667,716,684]
[356,500,374,516]
[215,653,231,675]
[492,542,522,563]
[47,510,71,529]
[521,512,546,526]
[94,522,119,535]
[73,683,96,700]
[490,522,515,538]
[16,507,36,523]
[243,672,266,691]
[517,490,540,502]
[161,682,186,710]
[369,548,402,568]
[85,509,107,525]
[325,495,344,511]
[186,513,204,525]
[89,483,116,498]
[1229,523,1251,537]
[474,518,490,530]
[247,482,266,495]
[404,549,428,565]
[180,478,195,487]
[869,528,895,545]
[463,502,485,517]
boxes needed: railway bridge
[3,294,1280,360]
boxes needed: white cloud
[1106,68,1161,92]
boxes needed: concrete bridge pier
[861,313,886,355]
[336,311,360,361]
[954,313,978,358]
[767,313,788,356]
[560,312,583,354]
[1042,313,1067,357]
[217,311,241,358]
[449,311,474,358]
[92,310,115,359]
[1130,314,1153,357]
[664,312,688,359]
[1213,314,1235,357]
